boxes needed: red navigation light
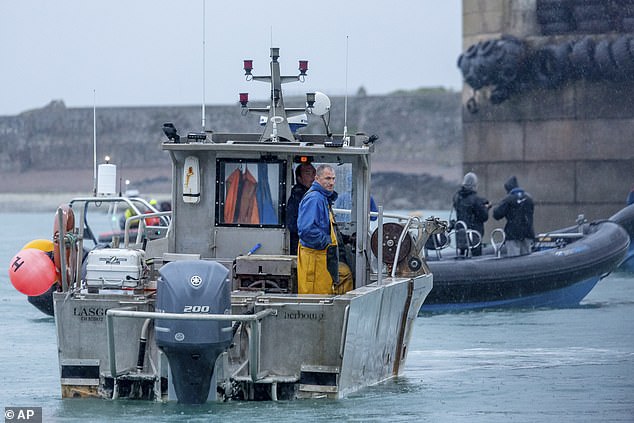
[243,60,253,75]
[239,93,249,107]
[299,60,308,75]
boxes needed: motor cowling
[155,260,232,404]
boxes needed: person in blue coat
[493,175,535,256]
[297,164,352,294]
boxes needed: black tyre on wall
[610,35,634,80]
[537,0,574,34]
[569,36,600,80]
[573,2,614,33]
[532,42,572,89]
[593,38,621,80]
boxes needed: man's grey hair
[315,164,335,176]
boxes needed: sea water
[1,212,633,422]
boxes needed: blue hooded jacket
[297,181,338,250]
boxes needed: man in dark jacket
[286,163,316,254]
[452,172,490,256]
[493,175,535,256]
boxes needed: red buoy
[8,248,57,296]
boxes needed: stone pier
[461,0,634,234]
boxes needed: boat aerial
[9,48,447,404]
[418,212,630,313]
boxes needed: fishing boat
[10,48,446,404]
[417,213,630,313]
[610,204,634,273]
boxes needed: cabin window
[216,158,286,227]
[332,164,354,222]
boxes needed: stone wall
[0,91,463,211]
[461,0,634,234]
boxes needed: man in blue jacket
[297,164,352,294]
[493,176,535,256]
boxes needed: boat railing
[491,228,506,257]
[123,211,172,247]
[452,220,482,257]
[105,308,278,386]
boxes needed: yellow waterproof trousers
[297,246,353,294]
[297,210,353,295]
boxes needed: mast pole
[92,89,97,196]
[343,36,349,144]
[201,0,206,131]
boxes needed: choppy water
[1,213,633,422]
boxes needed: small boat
[418,215,630,313]
[10,48,445,404]
[610,204,634,273]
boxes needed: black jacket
[453,187,489,236]
[493,177,535,241]
[286,183,309,254]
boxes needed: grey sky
[1,1,462,116]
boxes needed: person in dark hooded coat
[452,172,490,256]
[493,175,535,256]
[286,163,316,254]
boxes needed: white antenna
[201,0,206,131]
[92,89,97,196]
[343,35,350,145]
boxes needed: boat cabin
[163,48,376,291]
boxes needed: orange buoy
[8,248,57,296]
[22,239,54,253]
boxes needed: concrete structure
[461,0,634,234]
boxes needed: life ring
[53,204,75,284]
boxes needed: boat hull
[422,220,629,312]
[53,273,432,401]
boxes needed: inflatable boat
[610,204,634,273]
[421,217,630,313]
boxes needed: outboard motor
[155,260,232,404]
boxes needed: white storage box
[85,248,146,289]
